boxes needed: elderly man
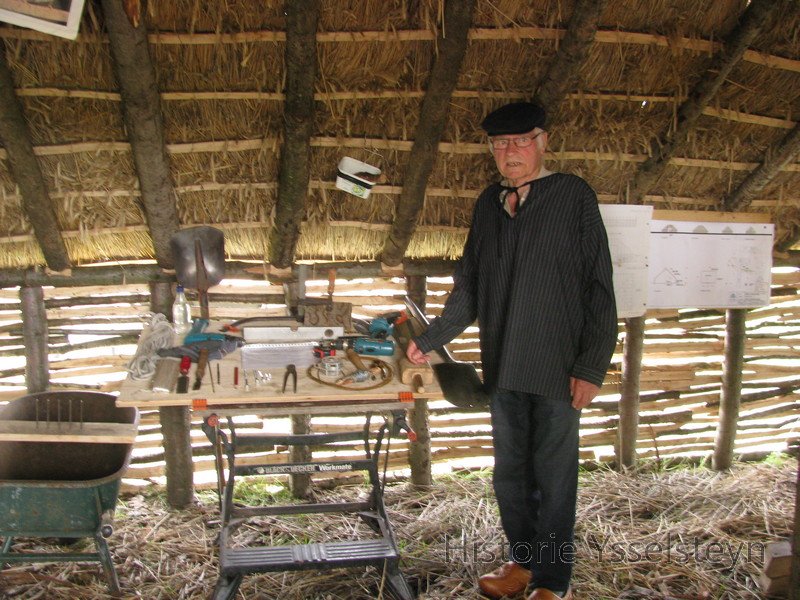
[406,101,618,600]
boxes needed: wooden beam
[379,0,476,266]
[726,121,800,214]
[20,285,49,394]
[7,135,800,172]
[0,259,459,289]
[0,42,70,272]
[100,0,180,269]
[0,420,138,444]
[534,0,609,121]
[269,0,320,269]
[627,0,781,204]
[617,315,645,469]
[713,308,748,471]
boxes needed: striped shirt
[415,172,618,402]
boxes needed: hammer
[393,315,434,392]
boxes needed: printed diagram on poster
[599,204,652,318]
[648,220,774,309]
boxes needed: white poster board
[599,204,652,318]
[0,0,86,40]
[647,219,774,309]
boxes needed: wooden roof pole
[0,43,70,272]
[268,0,319,270]
[100,0,179,269]
[728,123,800,249]
[627,0,781,205]
[533,0,609,122]
[379,0,477,267]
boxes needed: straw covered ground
[0,459,795,600]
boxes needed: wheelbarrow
[0,391,139,594]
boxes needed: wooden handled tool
[176,355,191,393]
[404,295,489,408]
[393,316,434,392]
[346,347,368,371]
[193,347,209,390]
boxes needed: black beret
[480,101,547,135]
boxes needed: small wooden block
[757,571,790,595]
[398,358,434,392]
[764,541,793,579]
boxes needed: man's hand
[406,340,431,365]
[570,377,600,410]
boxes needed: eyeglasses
[489,131,544,150]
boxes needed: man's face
[489,128,548,187]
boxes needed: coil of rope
[126,313,176,380]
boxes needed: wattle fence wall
[0,268,797,490]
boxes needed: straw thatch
[0,0,798,270]
[0,460,794,599]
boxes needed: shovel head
[170,226,225,290]
[433,362,489,408]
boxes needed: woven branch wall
[0,270,797,490]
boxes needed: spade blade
[432,362,489,408]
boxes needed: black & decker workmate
[201,410,417,600]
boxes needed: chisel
[176,355,191,394]
[193,348,209,390]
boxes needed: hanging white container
[335,156,381,199]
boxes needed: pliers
[282,364,297,393]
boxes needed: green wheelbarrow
[0,391,139,594]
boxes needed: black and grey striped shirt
[415,172,618,402]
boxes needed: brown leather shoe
[527,587,573,600]
[478,561,531,598]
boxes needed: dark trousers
[490,389,581,591]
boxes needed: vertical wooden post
[20,285,49,393]
[617,315,645,469]
[408,400,432,487]
[289,414,312,498]
[151,280,195,507]
[405,275,432,487]
[713,308,747,471]
[406,275,427,314]
[288,265,312,498]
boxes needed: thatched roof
[0,0,798,273]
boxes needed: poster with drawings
[647,220,774,309]
[599,204,652,319]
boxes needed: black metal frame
[201,410,416,600]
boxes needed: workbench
[116,331,441,412]
[116,322,440,600]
